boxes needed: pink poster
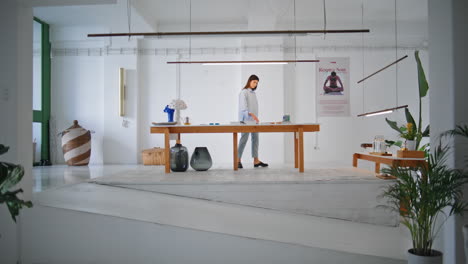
[316,57,350,117]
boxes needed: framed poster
[316,57,350,117]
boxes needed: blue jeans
[238,132,259,159]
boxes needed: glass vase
[170,143,189,172]
[190,147,212,171]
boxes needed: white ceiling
[32,0,428,46]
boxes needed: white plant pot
[408,249,442,264]
[406,140,417,151]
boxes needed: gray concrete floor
[31,164,409,263]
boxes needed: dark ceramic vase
[190,147,212,171]
[170,143,189,172]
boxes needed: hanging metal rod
[357,105,408,117]
[88,29,370,38]
[357,55,408,84]
[167,60,320,65]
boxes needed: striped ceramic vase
[61,120,91,166]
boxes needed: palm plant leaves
[385,118,402,134]
[0,144,9,155]
[415,50,429,98]
[0,145,33,222]
[441,124,468,138]
[380,126,468,256]
[385,51,429,151]
[385,140,403,148]
[0,164,24,192]
[404,108,417,130]
[1,189,33,222]
[422,125,430,137]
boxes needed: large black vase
[170,143,189,172]
[190,147,213,171]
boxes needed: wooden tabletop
[354,152,426,161]
[150,123,320,134]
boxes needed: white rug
[90,166,381,185]
[89,167,399,227]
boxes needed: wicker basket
[142,147,165,165]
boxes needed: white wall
[0,1,33,263]
[51,54,105,164]
[102,39,139,164]
[300,47,429,166]
[21,205,405,264]
[48,31,428,167]
[43,0,428,167]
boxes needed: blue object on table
[163,105,175,122]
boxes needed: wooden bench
[353,152,427,179]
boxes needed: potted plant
[385,50,430,151]
[399,123,417,150]
[0,144,33,222]
[380,124,468,263]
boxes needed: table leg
[176,133,181,144]
[375,163,381,174]
[294,132,298,168]
[164,128,170,173]
[298,128,304,172]
[378,161,396,180]
[353,153,358,167]
[233,133,238,170]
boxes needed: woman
[237,74,268,169]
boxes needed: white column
[429,0,468,263]
[0,1,33,263]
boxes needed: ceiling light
[167,60,319,65]
[87,29,370,38]
[361,110,393,117]
[357,105,408,117]
[357,55,408,84]
[203,62,287,65]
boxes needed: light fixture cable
[323,0,327,39]
[189,0,192,62]
[394,0,398,108]
[294,0,297,62]
[127,0,131,41]
[361,2,365,114]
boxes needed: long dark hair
[243,74,259,90]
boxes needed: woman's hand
[249,113,259,123]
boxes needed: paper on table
[152,122,177,126]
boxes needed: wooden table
[353,152,427,179]
[150,123,320,173]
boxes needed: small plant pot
[407,249,442,264]
[406,140,417,151]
